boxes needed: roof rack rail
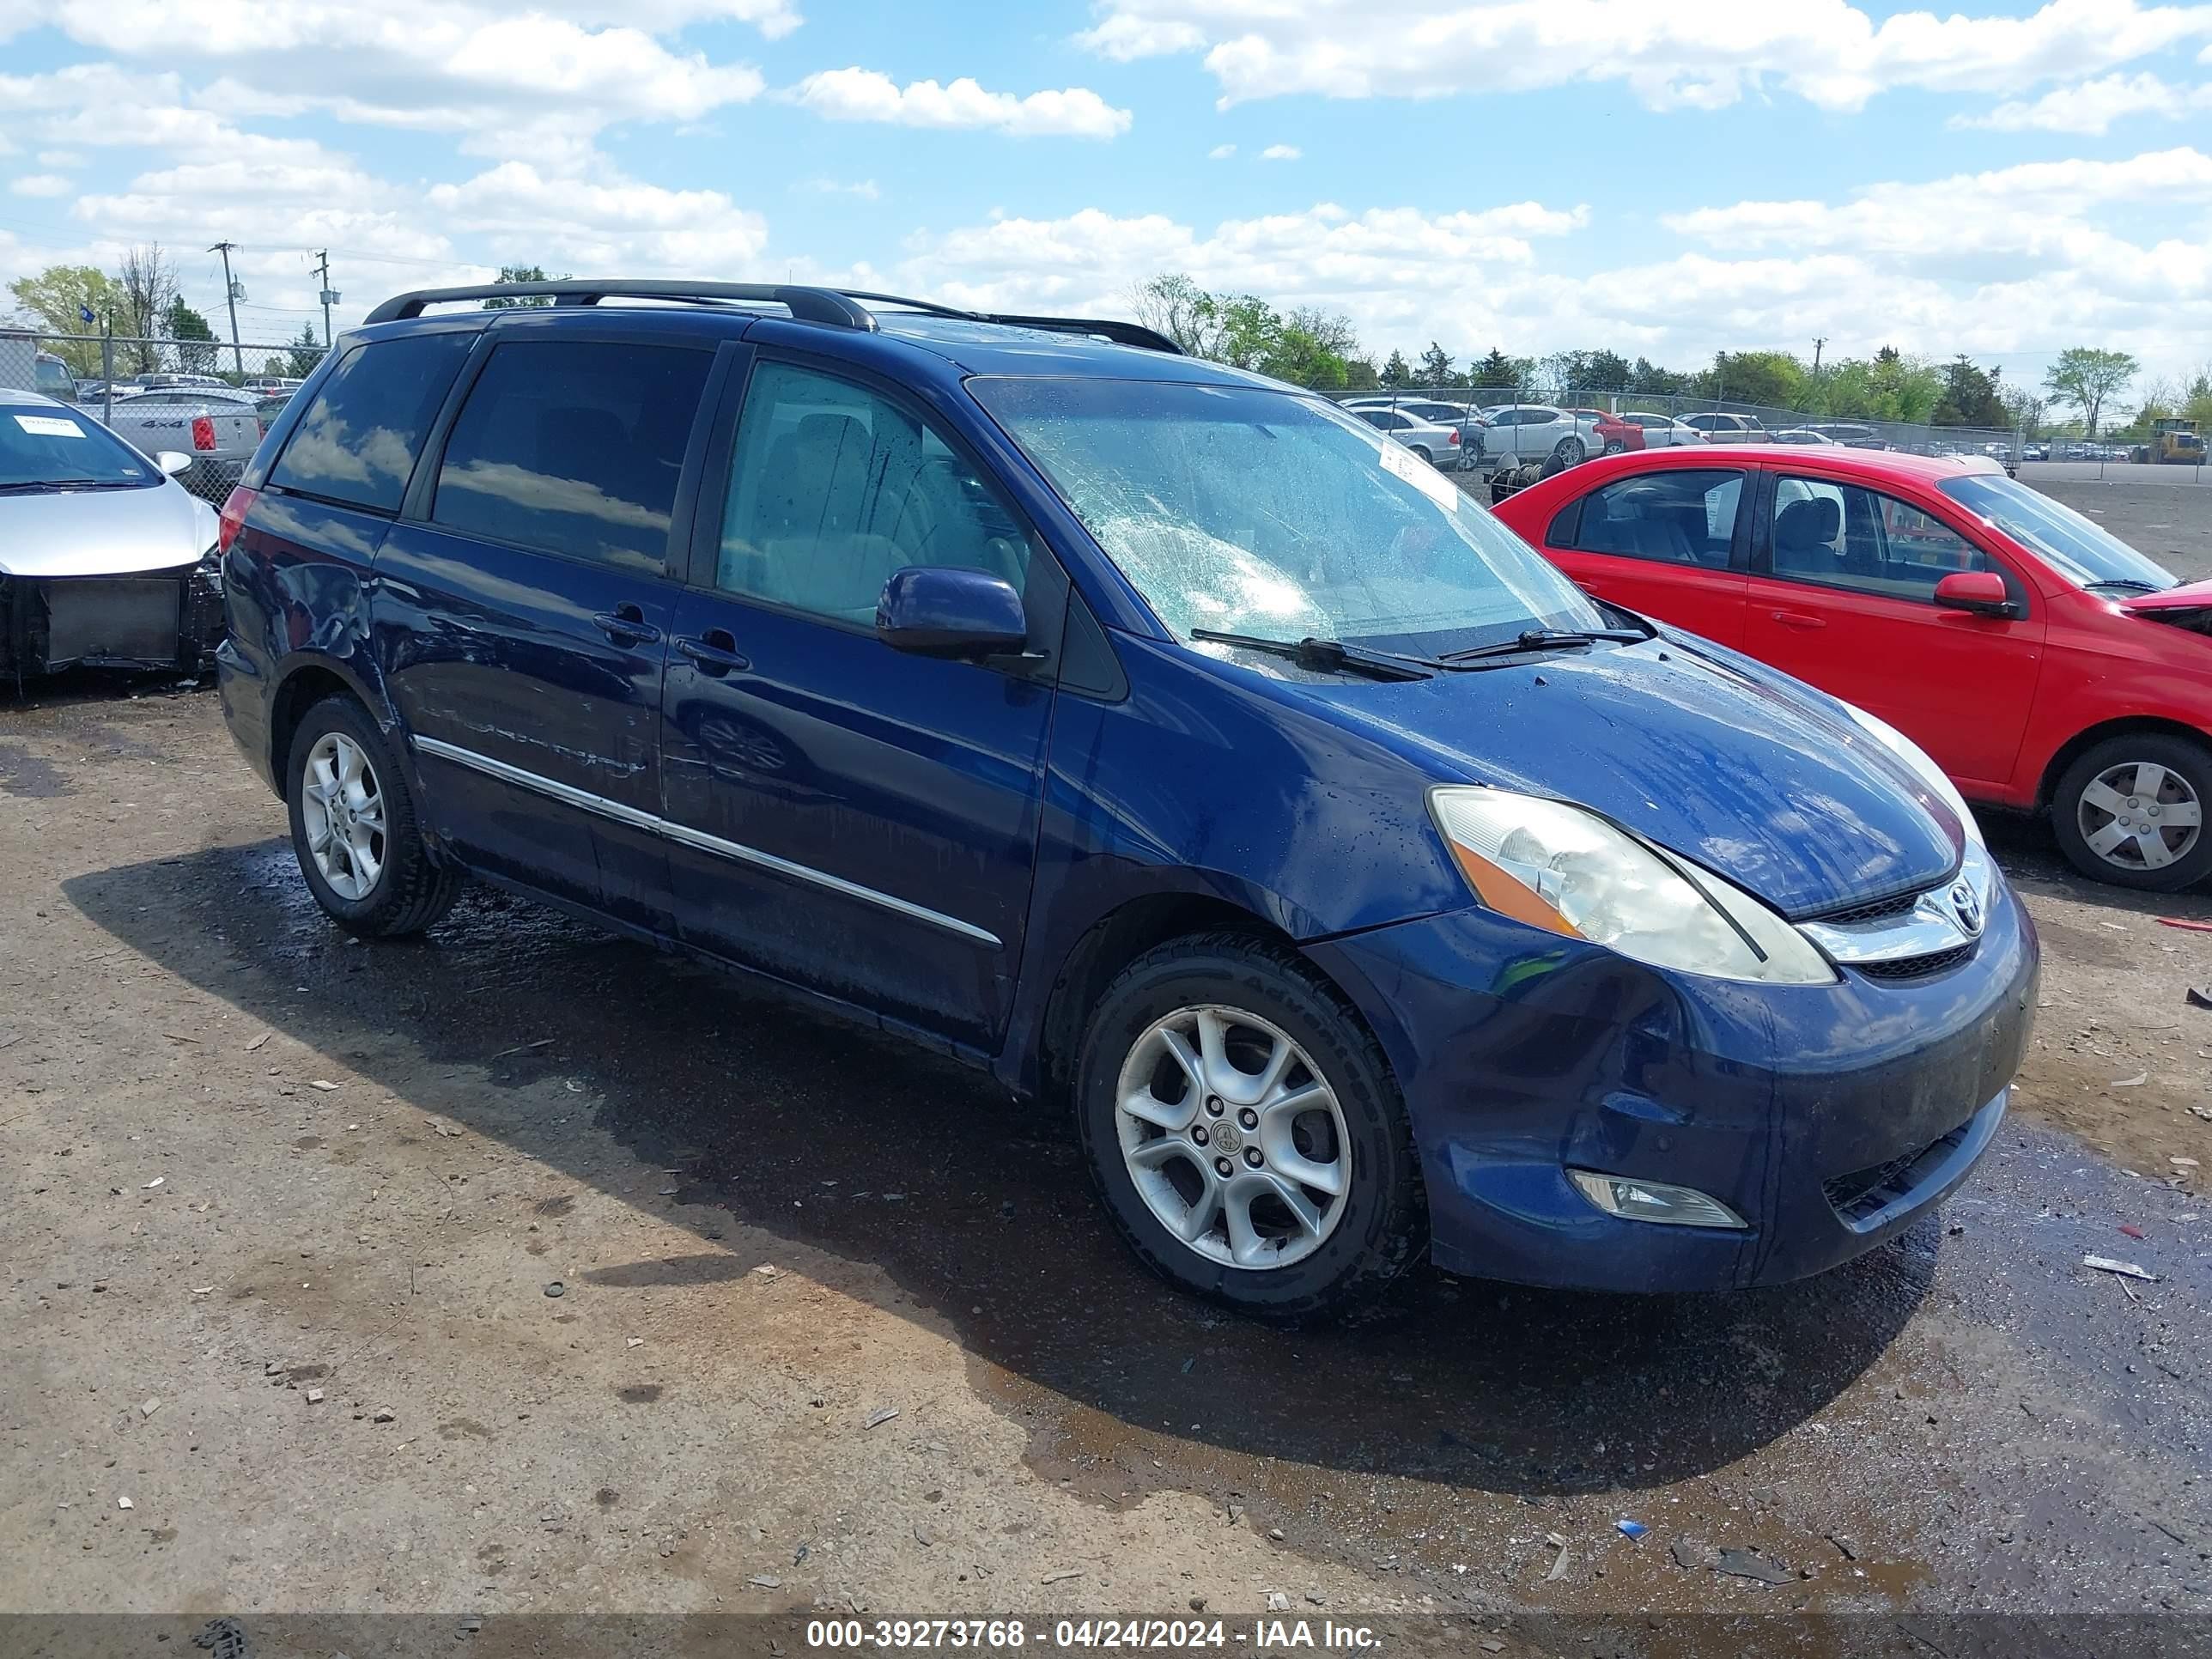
[362,280,878,330]
[976,314,1182,355]
[359,279,1185,355]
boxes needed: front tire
[1075,933,1425,1322]
[286,694,462,936]
[2051,733,2212,890]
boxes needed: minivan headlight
[1429,787,1837,985]
[1840,704,1981,847]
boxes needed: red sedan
[1492,446,2212,890]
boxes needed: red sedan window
[1769,476,1988,603]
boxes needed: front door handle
[676,629,750,675]
[593,605,662,646]
[1770,610,1827,629]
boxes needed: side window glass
[269,332,474,512]
[1771,478,1987,602]
[1565,470,1743,568]
[714,361,1031,625]
[430,340,712,574]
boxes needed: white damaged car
[1,387,227,683]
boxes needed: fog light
[1568,1169,1747,1230]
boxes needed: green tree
[1129,271,1216,356]
[167,296,219,376]
[1468,347,1519,390]
[1380,349,1412,387]
[1933,355,2008,428]
[2184,364,2212,429]
[1340,355,1380,391]
[285,322,325,379]
[4,264,118,376]
[1702,349,1803,410]
[1540,349,1632,393]
[2043,346,2139,440]
[482,264,568,309]
[1417,342,1455,388]
[1626,357,1692,396]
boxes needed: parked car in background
[1568,409,1642,454]
[1476,404,1591,467]
[1680,411,1768,444]
[1808,423,1887,449]
[2023,443,2050,461]
[0,387,226,678]
[1492,444,2212,890]
[99,386,262,504]
[241,376,305,396]
[1772,428,1841,446]
[216,276,2035,1317]
[1620,411,1708,448]
[1343,397,1485,461]
[1350,405,1466,469]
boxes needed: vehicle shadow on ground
[67,841,1940,1504]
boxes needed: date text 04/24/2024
[803,1619,1382,1650]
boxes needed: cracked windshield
[973,377,1602,654]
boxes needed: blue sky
[4,0,2211,389]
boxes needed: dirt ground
[3,677,2209,1656]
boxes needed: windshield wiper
[0,478,135,494]
[1441,626,1648,663]
[1190,629,1438,682]
[2083,578,2163,594]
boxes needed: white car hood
[0,480,219,578]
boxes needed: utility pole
[209,241,245,376]
[1812,337,1827,374]
[314,250,337,351]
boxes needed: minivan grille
[1808,889,1921,927]
[1854,944,1976,981]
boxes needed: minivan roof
[356,277,1280,388]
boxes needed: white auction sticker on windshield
[14,414,86,438]
[1376,441,1458,509]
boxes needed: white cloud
[794,176,881,200]
[2,3,773,168]
[34,149,81,167]
[787,68,1133,138]
[1207,142,1236,159]
[1954,70,2212,131]
[1260,143,1300,161]
[9,173,70,196]
[1075,0,2212,112]
[424,161,769,272]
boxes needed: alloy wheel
[301,732,387,901]
[1114,1005,1352,1270]
[2076,759,2203,873]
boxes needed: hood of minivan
[0,480,218,578]
[1288,635,1961,918]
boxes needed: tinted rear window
[428,340,712,573]
[269,331,473,513]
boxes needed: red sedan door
[1742,471,2046,796]
[1534,462,1753,647]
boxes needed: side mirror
[876,566,1030,660]
[1933,569,2016,617]
[154,451,192,477]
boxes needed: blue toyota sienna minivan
[215,280,2038,1320]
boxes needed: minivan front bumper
[1305,875,2038,1293]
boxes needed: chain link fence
[2,328,332,504]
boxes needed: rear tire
[285,694,462,937]
[2051,733,2212,891]
[1075,932,1425,1322]
[1407,446,1434,467]
[1554,437,1586,465]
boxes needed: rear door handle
[676,631,750,675]
[593,606,662,646]
[1770,610,1827,629]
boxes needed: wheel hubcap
[2078,760,2202,872]
[301,732,387,901]
[1114,1005,1352,1270]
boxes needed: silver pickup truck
[98,387,263,504]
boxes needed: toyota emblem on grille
[1948,878,1984,937]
